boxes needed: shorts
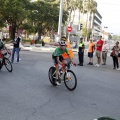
[96,51,101,58]
[52,55,65,65]
[118,53,120,57]
[88,52,93,58]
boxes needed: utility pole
[57,0,64,42]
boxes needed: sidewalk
[5,44,78,52]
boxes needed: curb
[6,44,78,52]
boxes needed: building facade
[91,10,102,40]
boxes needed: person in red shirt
[95,36,104,67]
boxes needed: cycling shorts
[52,55,65,65]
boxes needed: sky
[96,0,120,35]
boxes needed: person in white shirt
[102,40,109,65]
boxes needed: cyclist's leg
[52,56,59,79]
[60,55,67,64]
[52,56,61,85]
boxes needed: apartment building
[91,10,102,40]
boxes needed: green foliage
[27,0,68,39]
[0,0,30,39]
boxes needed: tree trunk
[9,23,16,40]
[38,29,42,40]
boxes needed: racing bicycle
[48,62,77,91]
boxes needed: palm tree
[76,0,83,27]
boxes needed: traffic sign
[67,26,72,32]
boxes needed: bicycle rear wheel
[4,58,13,72]
[64,70,77,91]
[48,66,57,86]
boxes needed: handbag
[110,52,113,57]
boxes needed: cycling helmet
[59,41,66,46]
[61,36,67,41]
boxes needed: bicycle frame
[53,62,72,81]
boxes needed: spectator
[111,46,119,69]
[94,36,104,67]
[42,40,45,46]
[78,38,85,66]
[87,39,95,65]
[102,40,109,65]
[115,41,120,70]
[115,41,119,56]
[11,32,23,63]
[117,48,120,70]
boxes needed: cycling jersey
[52,47,69,57]
[62,41,74,59]
[0,41,4,50]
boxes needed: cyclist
[0,39,4,60]
[52,40,73,85]
[0,39,10,65]
[46,36,74,64]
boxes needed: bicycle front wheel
[4,58,13,72]
[64,70,77,91]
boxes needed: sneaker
[112,68,116,69]
[94,64,98,66]
[56,79,61,86]
[117,68,120,70]
[89,62,93,65]
[96,64,100,67]
[87,62,90,65]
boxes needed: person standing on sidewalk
[115,41,120,70]
[78,38,85,66]
[87,39,95,65]
[102,40,109,65]
[11,32,23,63]
[111,46,119,69]
[95,36,104,67]
[117,48,120,70]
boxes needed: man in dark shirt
[78,38,85,66]
[11,32,21,63]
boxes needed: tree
[28,0,68,40]
[0,0,30,39]
[76,0,83,28]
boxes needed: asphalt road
[0,51,120,120]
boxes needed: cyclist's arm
[6,40,13,44]
[45,42,59,46]
[4,45,9,52]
